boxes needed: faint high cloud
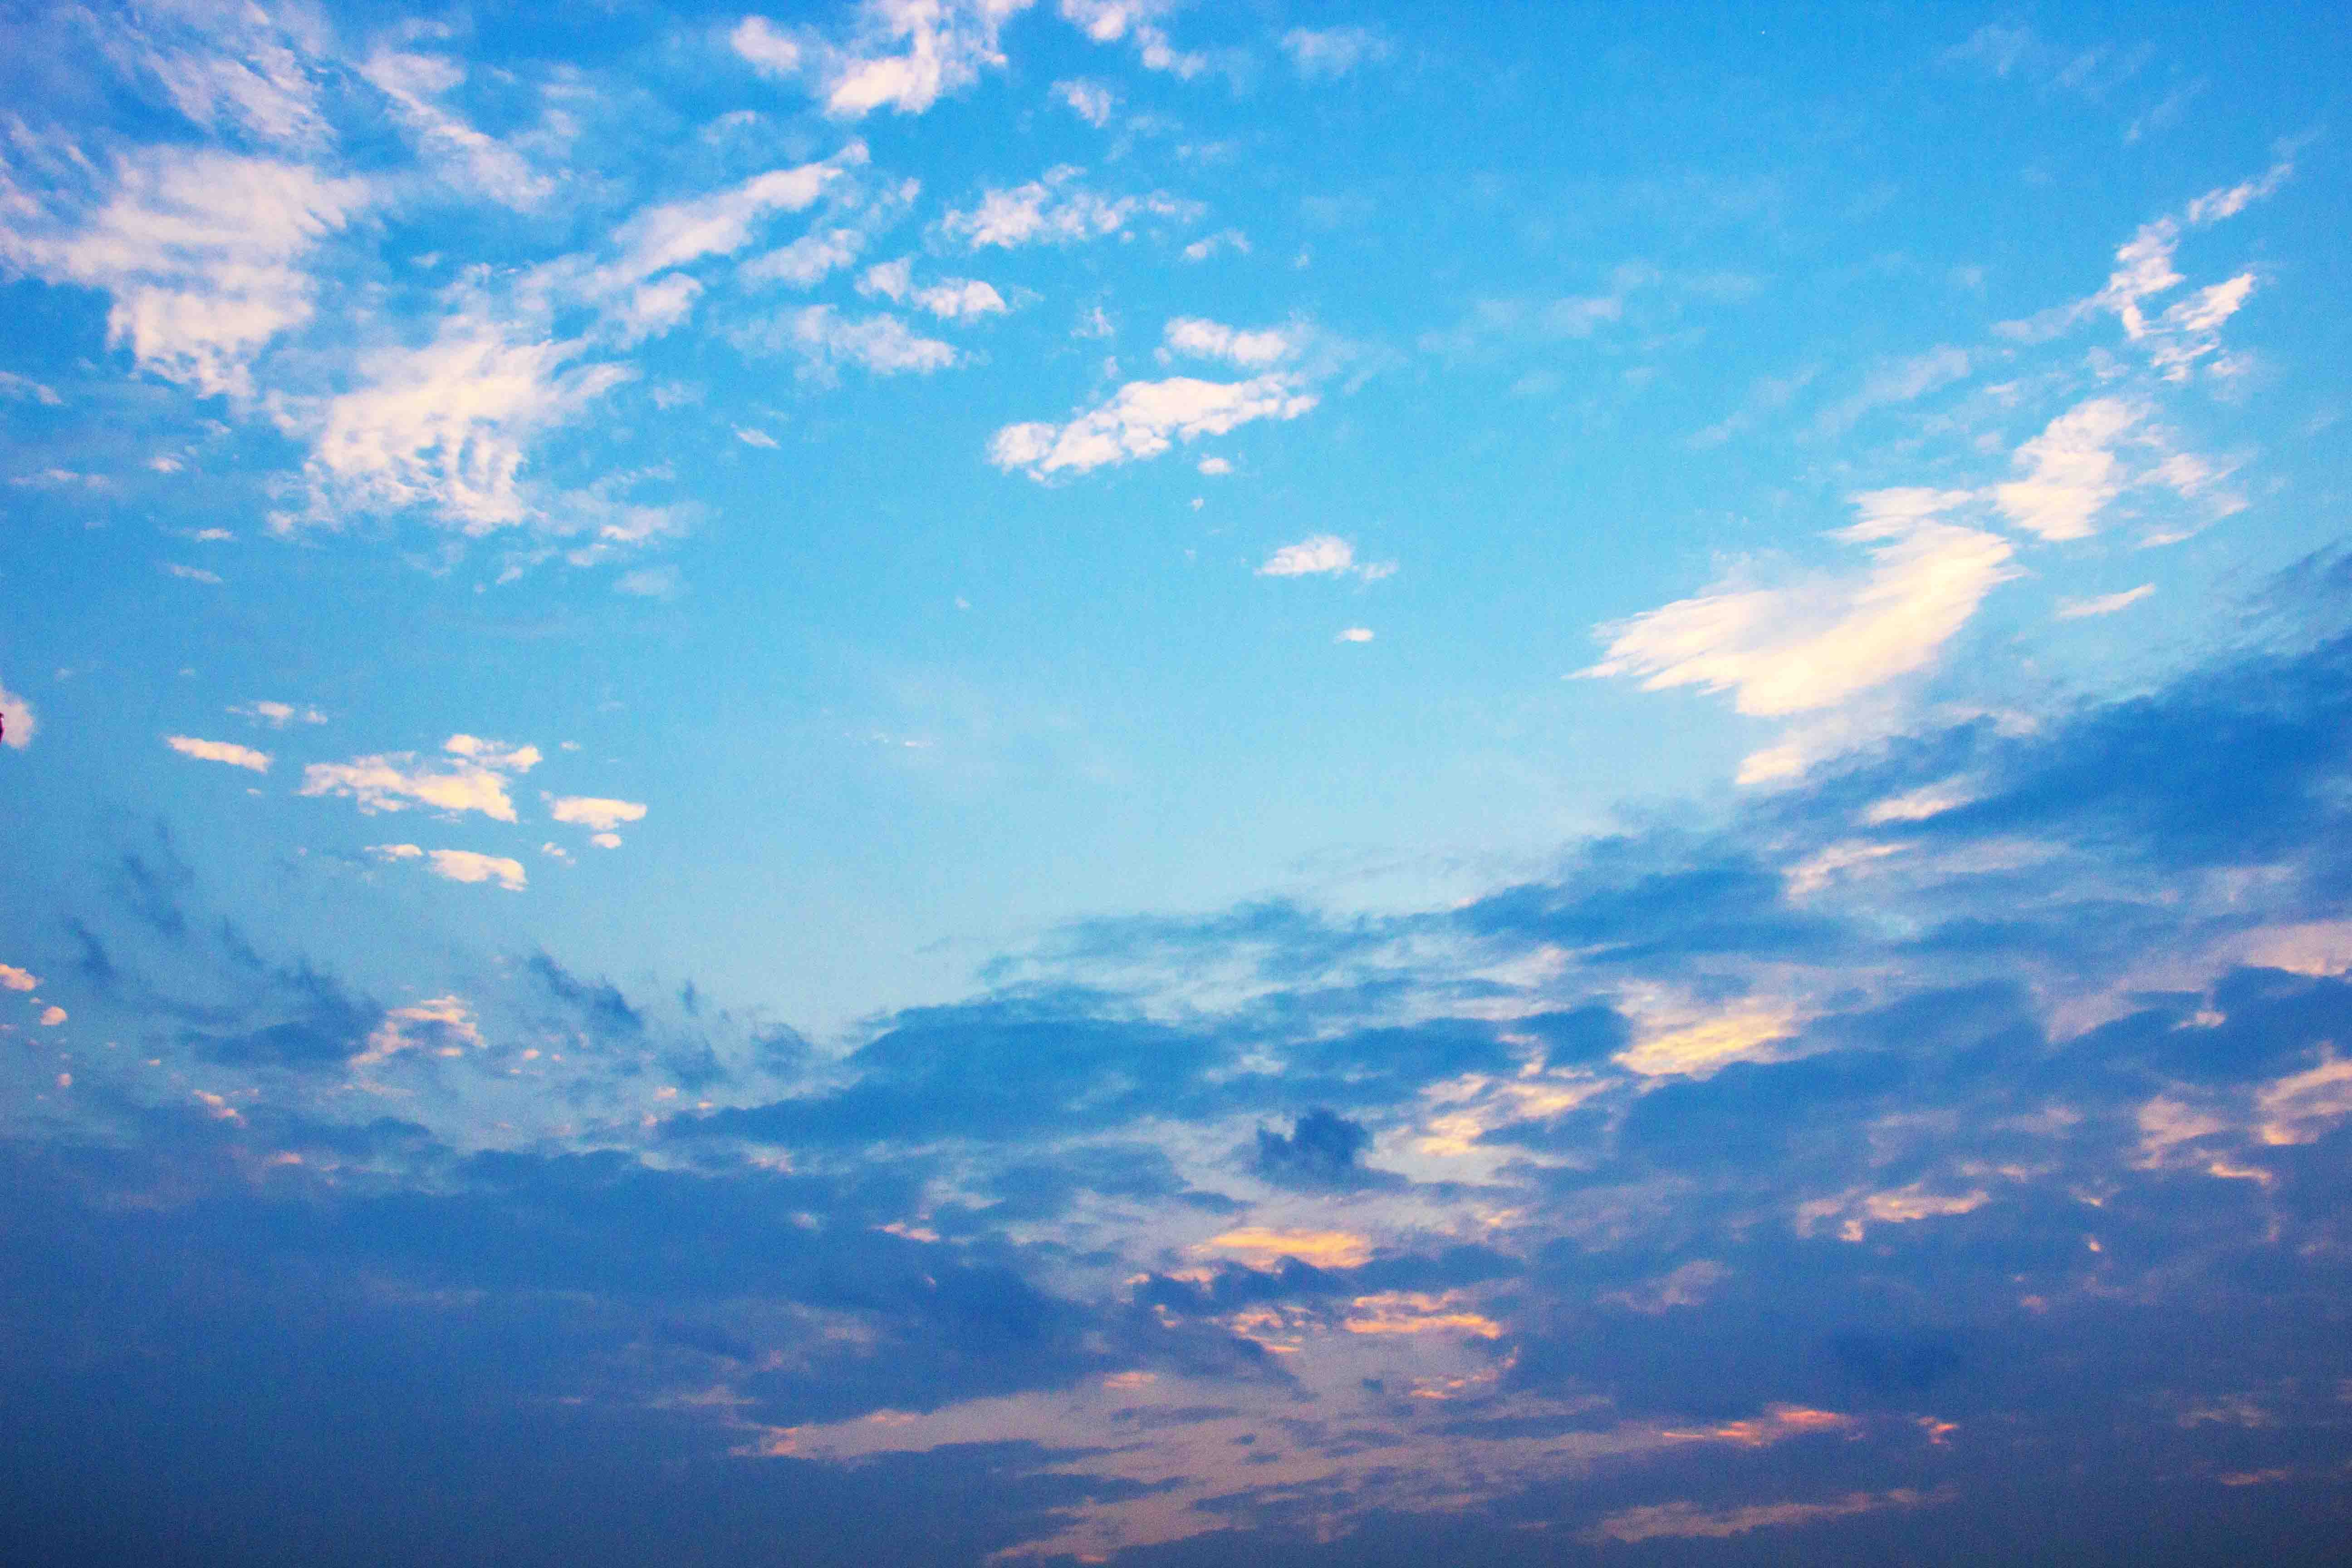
[939,166,1201,249]
[1588,1490,1931,1545]
[165,735,272,773]
[1811,345,1970,437]
[990,374,1317,479]
[230,701,327,728]
[605,149,867,291]
[359,48,555,210]
[740,305,958,379]
[1279,25,1393,80]
[2058,584,2155,619]
[1584,489,2017,770]
[303,735,541,821]
[0,147,368,400]
[742,227,866,288]
[1180,227,1249,263]
[732,0,1034,118]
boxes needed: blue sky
[4,2,2352,1562]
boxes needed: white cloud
[1336,627,1374,643]
[1053,78,1117,126]
[305,313,633,534]
[735,425,779,448]
[1994,397,2140,542]
[607,151,866,287]
[1197,456,1231,475]
[2057,584,2155,619]
[743,227,866,288]
[548,795,648,833]
[1058,0,1205,78]
[39,1005,66,1027]
[0,148,368,400]
[0,371,62,406]
[98,1,326,148]
[0,964,38,991]
[165,735,271,772]
[230,700,327,728]
[355,995,483,1064]
[1258,535,1353,576]
[990,374,1318,479]
[302,735,540,821]
[1585,488,2017,722]
[1813,345,1970,436]
[360,49,554,211]
[940,165,1199,248]
[858,257,1008,319]
[1280,25,1393,79]
[162,563,223,585]
[0,678,35,749]
[744,305,958,378]
[1161,317,1294,368]
[614,564,684,599]
[736,0,1035,118]
[427,850,527,890]
[367,843,425,862]
[1180,227,1249,262]
[590,832,623,849]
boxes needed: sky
[3,1,2351,1562]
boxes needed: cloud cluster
[991,375,1317,479]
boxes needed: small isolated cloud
[425,850,526,890]
[940,166,1199,249]
[2058,584,2155,619]
[162,563,224,585]
[0,678,35,748]
[1052,78,1116,126]
[604,150,864,288]
[1994,397,2140,542]
[743,305,957,379]
[165,735,272,773]
[0,964,36,991]
[1161,317,1294,368]
[735,426,779,448]
[39,1005,66,1027]
[1197,456,1231,476]
[371,843,523,890]
[990,374,1317,479]
[1263,535,1352,578]
[1280,25,1392,79]
[303,735,540,821]
[1336,627,1373,643]
[590,832,623,850]
[1584,488,2016,727]
[614,565,683,599]
[857,258,1008,320]
[354,995,482,1065]
[230,700,325,728]
[1181,228,1248,263]
[549,796,648,833]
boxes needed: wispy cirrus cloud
[732,0,1033,118]
[939,165,1201,249]
[990,373,1317,479]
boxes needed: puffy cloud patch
[733,0,1032,118]
[856,257,1007,320]
[1993,398,2140,542]
[303,735,541,821]
[549,796,648,833]
[1161,316,1295,368]
[741,305,958,378]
